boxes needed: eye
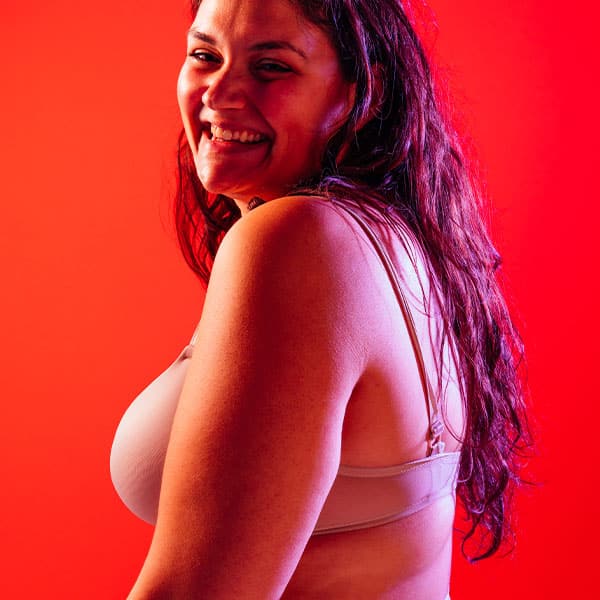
[188,50,221,65]
[255,61,292,75]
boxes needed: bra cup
[110,347,192,523]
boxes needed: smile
[210,124,268,144]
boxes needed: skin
[128,0,464,597]
[176,0,356,213]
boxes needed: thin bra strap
[332,200,446,456]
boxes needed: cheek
[299,98,349,150]
[177,66,206,121]
[296,83,352,145]
[176,67,193,117]
[177,67,206,153]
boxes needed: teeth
[210,124,264,144]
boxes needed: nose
[202,67,247,110]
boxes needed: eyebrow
[187,30,307,60]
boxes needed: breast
[109,345,193,524]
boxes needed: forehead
[191,0,331,57]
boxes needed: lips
[200,120,270,146]
[212,125,268,144]
[198,128,269,157]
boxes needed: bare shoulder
[210,194,431,350]
[218,195,355,265]
[211,195,369,310]
[202,195,371,381]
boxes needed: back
[283,198,463,598]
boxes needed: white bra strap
[332,200,445,455]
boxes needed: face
[177,0,355,207]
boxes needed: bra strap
[332,200,446,456]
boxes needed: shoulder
[204,195,370,377]
[220,196,350,259]
[212,196,365,292]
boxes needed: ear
[331,65,384,164]
[352,63,385,132]
[367,62,385,120]
[340,80,357,125]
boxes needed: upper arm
[129,197,367,599]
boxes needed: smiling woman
[110,0,531,598]
[177,0,355,205]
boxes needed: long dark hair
[176,0,532,561]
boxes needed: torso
[111,198,464,599]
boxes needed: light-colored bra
[110,200,461,534]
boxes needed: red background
[1,1,597,597]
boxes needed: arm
[128,197,367,599]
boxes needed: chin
[200,178,275,203]
[197,173,237,197]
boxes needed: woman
[110,0,530,597]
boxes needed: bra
[110,199,461,534]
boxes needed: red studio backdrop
[1,1,597,598]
